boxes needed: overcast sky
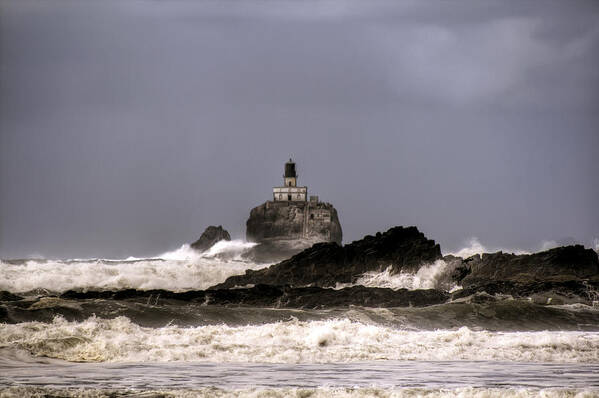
[1,0,598,259]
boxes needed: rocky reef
[181,220,599,308]
[2,227,597,327]
[448,245,599,305]
[212,225,599,306]
[4,286,599,329]
[453,245,599,286]
[191,225,231,252]
[244,200,342,262]
[214,226,441,289]
[56,285,448,309]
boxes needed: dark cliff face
[215,226,442,289]
[190,226,231,252]
[244,201,342,262]
[454,245,599,287]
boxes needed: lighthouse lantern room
[273,159,308,202]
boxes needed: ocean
[1,241,598,397]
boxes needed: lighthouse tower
[273,159,307,202]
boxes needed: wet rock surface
[452,245,599,287]
[451,280,599,305]
[212,227,599,304]
[54,285,448,308]
[215,226,442,289]
[2,287,598,330]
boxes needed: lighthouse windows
[272,161,307,202]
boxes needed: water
[0,241,265,294]
[1,243,598,397]
[2,359,598,390]
[1,317,598,363]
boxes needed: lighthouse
[273,159,308,202]
[246,158,342,261]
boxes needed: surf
[1,316,598,363]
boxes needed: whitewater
[2,240,599,397]
[0,241,266,293]
[1,247,460,294]
[1,316,598,363]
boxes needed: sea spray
[349,260,460,291]
[1,316,598,363]
[446,238,530,258]
[0,240,265,294]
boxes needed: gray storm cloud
[372,17,599,106]
[0,0,597,258]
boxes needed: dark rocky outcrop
[214,226,442,289]
[451,280,599,305]
[57,285,448,309]
[191,225,231,252]
[453,245,599,287]
[0,291,23,302]
[244,201,342,262]
[3,289,599,329]
[444,245,599,304]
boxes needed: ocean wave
[445,237,599,258]
[1,316,598,363]
[0,386,596,398]
[0,241,267,294]
[445,237,531,258]
[340,260,460,292]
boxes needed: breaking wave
[446,237,599,258]
[1,316,598,363]
[445,237,531,258]
[0,240,265,294]
[160,240,257,261]
[350,260,460,292]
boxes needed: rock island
[245,159,342,262]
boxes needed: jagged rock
[244,200,342,262]
[450,280,599,306]
[58,285,449,309]
[0,291,23,302]
[443,255,471,282]
[279,286,448,308]
[190,225,231,252]
[214,226,442,289]
[454,245,599,287]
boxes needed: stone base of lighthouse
[245,200,342,263]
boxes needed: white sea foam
[1,386,596,398]
[445,237,599,258]
[160,240,257,260]
[0,241,265,293]
[347,260,460,291]
[446,237,531,258]
[1,316,597,364]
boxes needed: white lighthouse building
[272,159,308,202]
